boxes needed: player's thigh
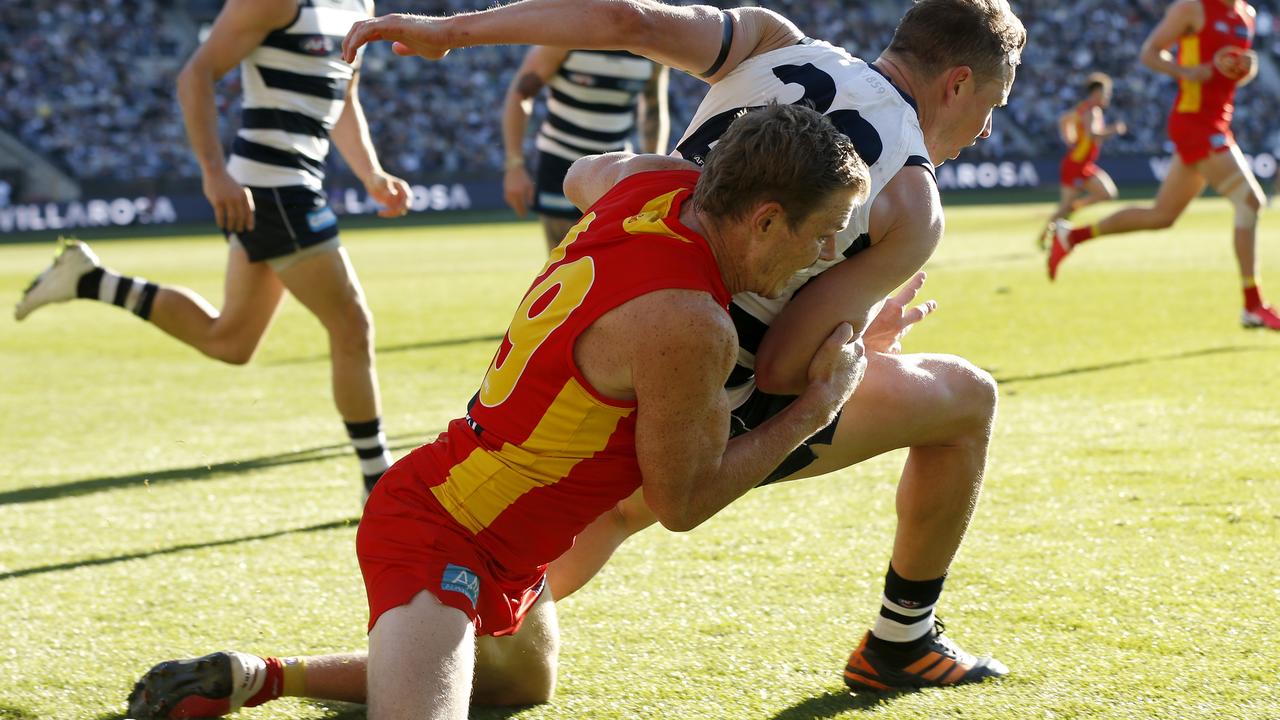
[1199,145,1266,206]
[367,589,475,720]
[782,352,997,482]
[1058,185,1080,207]
[276,246,371,334]
[1152,155,1207,219]
[218,237,286,339]
[473,591,559,704]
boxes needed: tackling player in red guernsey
[128,104,872,720]
[1048,0,1278,330]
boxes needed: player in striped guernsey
[502,47,668,251]
[343,0,1024,692]
[14,0,412,495]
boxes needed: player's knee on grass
[473,599,560,706]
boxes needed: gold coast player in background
[1042,72,1126,241]
[1047,0,1279,331]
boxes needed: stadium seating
[2,0,1277,185]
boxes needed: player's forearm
[646,395,835,532]
[445,0,650,52]
[331,96,384,186]
[502,91,533,168]
[176,63,229,175]
[1141,46,1185,79]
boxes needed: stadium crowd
[3,0,1279,185]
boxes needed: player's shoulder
[871,165,943,236]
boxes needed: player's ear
[945,65,974,101]
[751,201,784,236]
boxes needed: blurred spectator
[2,0,1278,183]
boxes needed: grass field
[1,198,1277,720]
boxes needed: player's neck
[686,204,750,295]
[874,53,942,162]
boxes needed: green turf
[0,198,1277,719]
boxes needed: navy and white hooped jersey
[534,50,655,162]
[675,39,934,408]
[227,0,372,190]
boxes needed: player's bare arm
[331,71,411,218]
[1140,0,1210,83]
[638,64,670,154]
[176,0,295,233]
[1057,110,1078,146]
[342,1,801,85]
[562,152,698,211]
[753,167,942,395]
[501,46,570,216]
[589,290,861,531]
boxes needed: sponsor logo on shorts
[306,206,338,232]
[442,563,480,609]
[1215,20,1229,34]
[1210,134,1228,149]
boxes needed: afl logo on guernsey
[301,36,335,55]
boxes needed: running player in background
[13,0,413,496]
[1042,72,1126,245]
[502,46,668,251]
[1047,0,1279,331]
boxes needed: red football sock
[1243,284,1263,311]
[1068,225,1097,246]
[245,656,285,707]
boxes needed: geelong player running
[1043,72,1127,240]
[1047,0,1279,330]
[126,1,1025,712]
[14,0,415,494]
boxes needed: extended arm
[638,64,670,153]
[1090,106,1126,139]
[331,71,412,217]
[1139,0,1207,82]
[501,46,570,216]
[753,166,943,395]
[1057,110,1077,146]
[622,291,861,531]
[562,151,698,211]
[176,0,295,232]
[343,1,801,84]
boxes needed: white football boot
[13,238,100,320]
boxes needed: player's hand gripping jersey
[674,39,932,407]
[1168,0,1255,163]
[359,170,730,635]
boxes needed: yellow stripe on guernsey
[623,189,692,242]
[1177,37,1202,113]
[1069,122,1093,163]
[431,378,633,535]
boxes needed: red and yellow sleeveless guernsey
[1168,0,1255,163]
[1059,100,1101,187]
[357,169,729,635]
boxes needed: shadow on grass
[0,516,358,583]
[271,332,504,366]
[770,689,909,718]
[0,432,436,508]
[995,344,1275,386]
[302,700,368,719]
[0,704,41,719]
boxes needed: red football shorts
[1167,114,1234,165]
[1059,158,1099,188]
[356,453,546,638]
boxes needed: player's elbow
[642,487,703,533]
